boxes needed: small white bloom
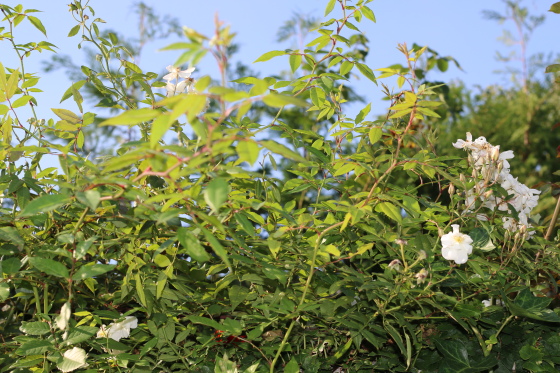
[163,65,195,81]
[441,224,473,265]
[56,302,71,331]
[97,316,138,341]
[58,347,88,372]
[482,298,504,307]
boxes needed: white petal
[56,302,71,330]
[58,347,88,372]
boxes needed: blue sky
[1,0,558,120]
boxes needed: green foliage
[0,1,559,373]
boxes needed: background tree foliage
[0,1,559,372]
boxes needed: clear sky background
[1,0,558,120]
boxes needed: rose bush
[0,1,559,372]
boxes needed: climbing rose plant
[0,1,559,372]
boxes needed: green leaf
[236,140,260,166]
[19,194,71,217]
[51,108,81,124]
[200,226,231,268]
[229,285,249,311]
[150,114,174,148]
[1,257,21,274]
[289,53,302,73]
[389,108,413,119]
[27,15,47,37]
[384,324,407,360]
[187,315,222,331]
[234,213,255,236]
[519,345,544,362]
[469,227,494,251]
[122,60,142,73]
[361,6,376,22]
[284,357,300,373]
[545,64,560,73]
[76,190,100,210]
[262,93,308,108]
[417,107,441,118]
[340,60,353,75]
[325,0,337,16]
[0,226,24,249]
[68,24,80,37]
[72,264,115,282]
[375,202,402,223]
[99,108,159,126]
[261,140,306,163]
[29,257,69,278]
[11,95,32,108]
[19,321,50,335]
[435,339,497,371]
[0,283,8,301]
[437,58,449,72]
[355,103,371,124]
[135,273,147,308]
[62,326,98,346]
[60,81,86,103]
[549,2,560,13]
[356,62,377,84]
[177,228,211,262]
[5,69,20,99]
[333,162,356,176]
[75,236,96,260]
[16,339,54,356]
[140,337,158,357]
[368,126,382,144]
[254,50,286,63]
[154,254,171,267]
[204,178,228,213]
[503,288,560,323]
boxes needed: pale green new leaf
[99,108,159,126]
[254,50,286,63]
[236,140,260,165]
[324,0,337,16]
[51,108,81,124]
[261,140,306,163]
[27,15,47,36]
[20,194,71,217]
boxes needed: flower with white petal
[482,298,504,307]
[441,224,473,265]
[56,302,71,331]
[97,315,138,341]
[58,347,88,372]
[453,133,540,237]
[163,65,195,81]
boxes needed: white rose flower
[55,302,71,331]
[163,65,195,81]
[97,315,138,341]
[58,347,88,372]
[441,224,473,265]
